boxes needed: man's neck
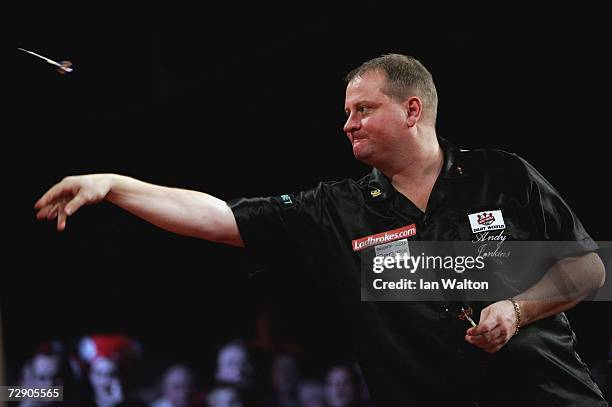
[383,130,442,185]
[381,131,444,212]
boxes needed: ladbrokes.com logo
[352,224,416,251]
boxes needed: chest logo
[280,194,293,205]
[352,224,416,251]
[468,210,505,233]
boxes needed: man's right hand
[34,174,116,231]
[34,174,243,247]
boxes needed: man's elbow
[554,253,606,299]
[580,252,606,292]
[592,255,606,289]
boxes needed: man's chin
[353,149,374,166]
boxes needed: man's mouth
[350,134,366,144]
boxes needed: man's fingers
[35,179,77,209]
[36,203,55,220]
[468,319,497,336]
[34,179,93,231]
[46,206,58,220]
[37,199,66,221]
[64,193,89,216]
[57,207,67,231]
[465,305,515,352]
[467,309,493,335]
[56,193,90,231]
[466,332,493,346]
[466,327,507,350]
[35,182,64,209]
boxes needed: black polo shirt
[228,138,606,406]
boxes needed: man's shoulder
[460,146,524,167]
[453,145,558,199]
[285,173,374,208]
[314,173,371,196]
[456,145,533,177]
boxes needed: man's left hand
[465,300,517,353]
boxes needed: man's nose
[343,113,361,134]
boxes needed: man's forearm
[466,252,605,352]
[514,252,605,326]
[105,174,243,247]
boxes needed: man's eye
[358,106,370,113]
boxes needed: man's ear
[404,96,422,127]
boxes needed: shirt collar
[438,136,469,179]
[365,137,469,201]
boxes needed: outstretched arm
[34,174,244,247]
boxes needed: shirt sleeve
[518,155,599,259]
[227,185,328,275]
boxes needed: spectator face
[271,354,299,396]
[30,354,62,387]
[298,381,325,407]
[207,387,243,407]
[89,357,122,401]
[162,365,193,407]
[215,344,252,386]
[325,367,356,407]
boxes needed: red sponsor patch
[352,224,416,251]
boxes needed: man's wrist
[508,297,521,335]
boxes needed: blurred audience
[8,312,380,407]
[206,385,244,407]
[266,352,299,407]
[78,334,146,407]
[214,340,253,388]
[17,340,77,407]
[296,380,326,407]
[324,366,358,407]
[151,364,201,407]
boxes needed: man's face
[325,367,356,407]
[271,354,299,394]
[344,70,409,166]
[31,354,62,387]
[163,366,193,407]
[215,345,252,386]
[89,357,120,396]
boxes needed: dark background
[6,8,611,391]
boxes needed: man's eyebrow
[346,100,380,110]
[346,99,371,108]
